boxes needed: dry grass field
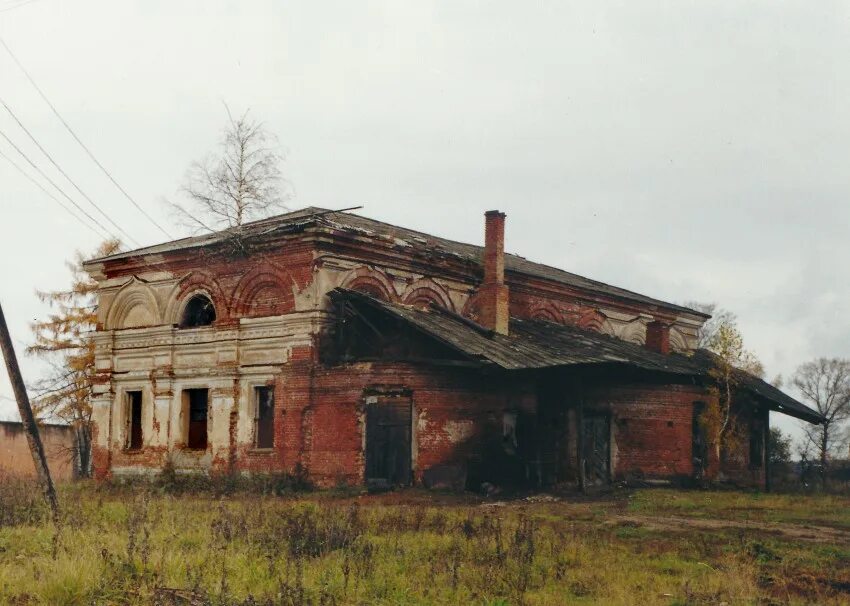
[0,476,848,605]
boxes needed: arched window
[180,294,216,328]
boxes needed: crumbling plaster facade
[86,213,706,481]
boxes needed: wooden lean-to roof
[330,288,824,424]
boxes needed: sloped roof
[331,289,697,374]
[685,350,823,425]
[331,288,823,424]
[86,207,707,318]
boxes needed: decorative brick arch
[105,277,160,330]
[163,272,229,326]
[528,302,563,324]
[577,309,617,337]
[230,267,296,318]
[401,278,454,311]
[341,267,398,302]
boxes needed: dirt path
[613,514,850,543]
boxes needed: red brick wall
[583,383,714,481]
[266,351,534,487]
[102,240,315,328]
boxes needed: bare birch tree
[169,108,291,232]
[792,358,850,477]
[682,301,738,350]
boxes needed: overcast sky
[1,1,848,444]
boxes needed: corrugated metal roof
[332,289,823,424]
[86,207,707,318]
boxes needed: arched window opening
[181,294,216,328]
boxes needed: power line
[0,95,140,246]
[0,0,41,13]
[0,125,119,240]
[0,37,174,240]
[0,146,106,239]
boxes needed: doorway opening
[365,390,412,489]
[581,411,611,485]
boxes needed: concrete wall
[0,422,77,481]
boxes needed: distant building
[82,207,822,489]
[0,418,78,480]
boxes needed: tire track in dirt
[612,515,850,543]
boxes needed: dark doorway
[692,402,708,479]
[365,391,412,488]
[581,412,610,485]
[126,391,143,450]
[186,389,209,450]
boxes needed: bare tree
[170,107,291,232]
[792,358,850,476]
[682,301,739,350]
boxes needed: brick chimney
[645,320,670,354]
[479,210,509,335]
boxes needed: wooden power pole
[0,300,60,521]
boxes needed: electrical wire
[0,146,106,238]
[0,125,120,240]
[0,36,174,240]
[0,95,140,246]
[0,0,41,14]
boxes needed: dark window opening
[186,389,208,450]
[181,295,216,328]
[126,391,143,450]
[254,386,275,449]
[750,418,764,468]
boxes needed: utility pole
[0,300,60,522]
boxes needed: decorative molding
[339,265,399,302]
[105,277,161,330]
[230,266,297,317]
[401,278,455,311]
[162,271,229,326]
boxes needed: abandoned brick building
[82,207,822,489]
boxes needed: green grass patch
[0,482,848,604]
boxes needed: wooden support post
[0,301,60,522]
[577,397,586,495]
[764,410,771,493]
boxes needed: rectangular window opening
[254,386,275,449]
[186,388,209,450]
[126,391,143,450]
